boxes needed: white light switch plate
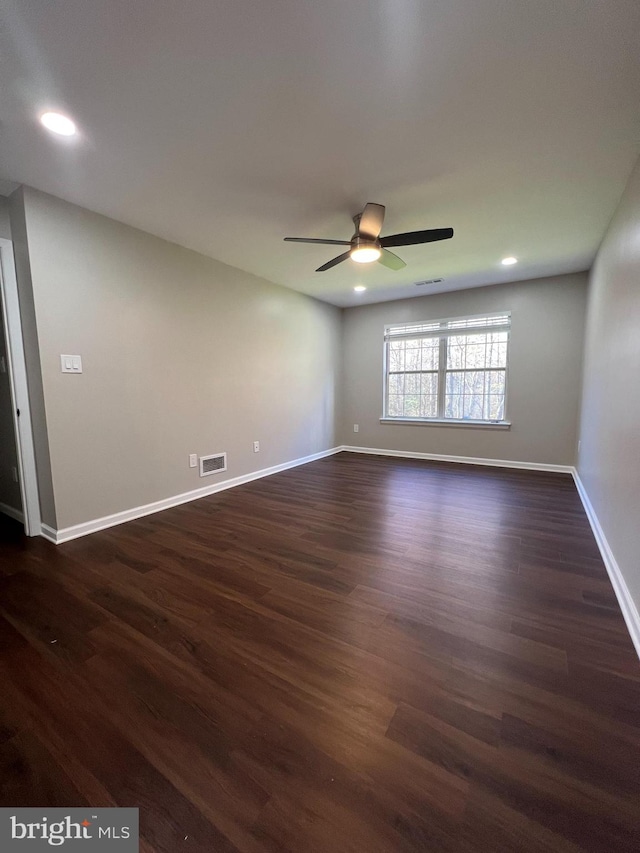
[61,354,82,373]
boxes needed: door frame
[0,237,41,536]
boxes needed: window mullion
[384,341,390,417]
[437,336,447,418]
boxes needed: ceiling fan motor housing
[351,234,381,251]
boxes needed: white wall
[18,187,341,530]
[341,273,588,465]
[578,156,640,612]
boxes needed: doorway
[0,285,23,535]
[0,237,41,536]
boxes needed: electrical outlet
[11,467,18,483]
[189,454,198,468]
[353,424,359,433]
[578,440,581,453]
[253,441,260,453]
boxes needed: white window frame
[381,312,511,428]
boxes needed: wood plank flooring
[0,452,639,852]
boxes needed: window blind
[385,312,511,342]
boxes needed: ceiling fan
[284,203,453,272]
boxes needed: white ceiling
[1,0,639,307]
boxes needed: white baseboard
[43,446,343,545]
[571,468,640,660]
[0,501,24,524]
[341,445,573,474]
[40,523,58,544]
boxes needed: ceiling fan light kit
[350,238,381,264]
[284,203,454,272]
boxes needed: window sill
[379,418,511,430]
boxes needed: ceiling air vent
[415,278,444,287]
[199,453,227,477]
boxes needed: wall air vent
[415,278,444,286]
[199,453,227,477]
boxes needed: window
[384,313,510,424]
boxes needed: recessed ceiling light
[354,285,367,292]
[501,256,518,266]
[40,111,77,136]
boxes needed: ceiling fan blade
[284,237,350,246]
[358,203,386,239]
[377,249,406,271]
[316,251,352,272]
[381,227,454,248]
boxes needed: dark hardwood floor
[0,452,639,852]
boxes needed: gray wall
[578,156,640,610]
[20,187,341,530]
[341,273,588,465]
